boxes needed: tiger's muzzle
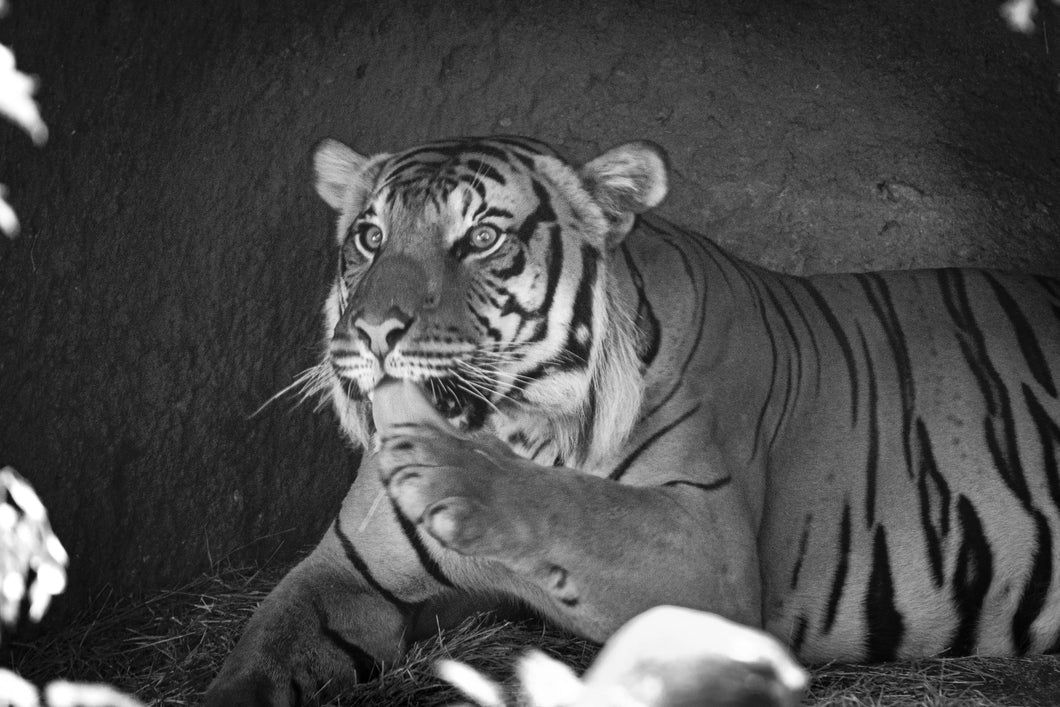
[330,254,457,398]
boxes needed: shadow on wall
[0,0,1058,622]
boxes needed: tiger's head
[312,136,667,467]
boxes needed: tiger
[204,134,1060,706]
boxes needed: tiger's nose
[353,306,413,358]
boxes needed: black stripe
[462,176,487,202]
[748,280,782,460]
[383,148,458,182]
[503,224,563,367]
[799,280,859,426]
[388,498,455,589]
[985,415,1032,508]
[661,476,732,492]
[760,280,801,452]
[509,150,536,171]
[857,273,915,480]
[564,244,599,369]
[514,178,557,244]
[864,525,904,661]
[496,283,534,319]
[491,247,526,280]
[915,418,950,588]
[778,278,823,397]
[939,270,999,414]
[949,495,993,655]
[789,513,813,591]
[770,353,797,453]
[620,241,661,368]
[822,503,852,634]
[1023,383,1060,514]
[761,280,803,395]
[678,216,753,290]
[461,188,474,219]
[577,385,598,464]
[637,221,709,420]
[527,224,564,342]
[791,614,809,655]
[1012,511,1053,654]
[609,405,701,481]
[940,269,1032,507]
[312,600,381,682]
[465,142,518,164]
[856,327,880,529]
[480,206,514,220]
[462,158,507,186]
[333,518,415,613]
[469,305,505,342]
[983,271,1056,397]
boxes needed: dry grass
[0,559,1054,706]
[809,660,998,707]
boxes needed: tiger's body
[205,136,1060,706]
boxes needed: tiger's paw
[378,423,537,560]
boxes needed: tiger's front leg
[202,450,472,707]
[379,421,763,641]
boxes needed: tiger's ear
[579,141,669,242]
[312,138,378,212]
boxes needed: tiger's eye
[469,225,501,251]
[358,225,383,253]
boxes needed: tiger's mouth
[366,376,483,431]
[423,379,476,419]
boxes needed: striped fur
[622,215,1060,660]
[206,136,1060,706]
[319,136,644,468]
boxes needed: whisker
[455,359,537,388]
[451,369,524,410]
[249,361,333,419]
[455,378,503,414]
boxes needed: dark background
[0,0,1058,622]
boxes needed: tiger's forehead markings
[377,136,550,194]
[369,141,541,233]
[479,206,515,220]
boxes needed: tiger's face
[313,136,667,462]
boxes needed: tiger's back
[769,266,1060,661]
[633,214,1060,660]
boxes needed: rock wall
[0,0,1058,617]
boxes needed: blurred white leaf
[0,41,46,146]
[516,650,584,707]
[44,681,145,707]
[0,1,49,238]
[1001,0,1039,32]
[0,467,68,631]
[0,667,40,707]
[0,183,17,236]
[436,659,506,707]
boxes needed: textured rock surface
[0,0,1058,618]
